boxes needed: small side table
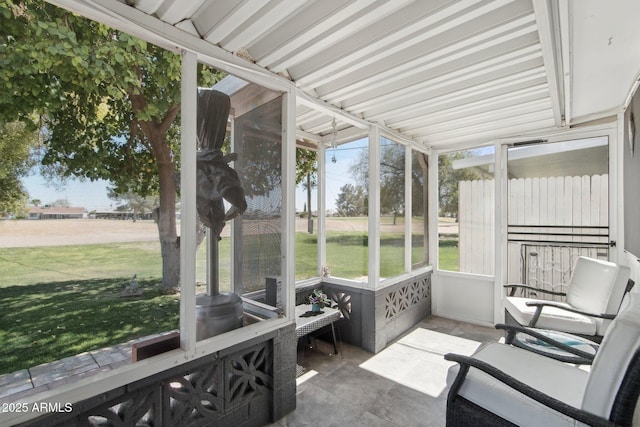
[295,305,341,355]
[510,329,599,364]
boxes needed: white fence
[458,175,609,283]
[458,179,495,275]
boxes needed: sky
[22,174,114,211]
[21,137,368,213]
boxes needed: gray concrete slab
[268,316,502,427]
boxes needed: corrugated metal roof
[48,0,640,151]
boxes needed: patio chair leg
[330,323,339,355]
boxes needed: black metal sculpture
[196,89,247,239]
[195,89,246,339]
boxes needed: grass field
[0,277,179,373]
[0,219,457,374]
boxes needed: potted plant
[308,289,332,312]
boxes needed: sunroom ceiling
[49,0,640,151]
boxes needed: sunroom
[4,0,640,425]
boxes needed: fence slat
[458,174,608,280]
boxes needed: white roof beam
[221,0,302,53]
[267,0,413,73]
[290,0,454,84]
[423,117,557,148]
[296,129,322,143]
[155,0,204,25]
[297,0,522,90]
[424,110,554,142]
[558,0,572,124]
[392,85,550,129]
[252,0,365,68]
[319,127,368,147]
[532,0,565,126]
[343,48,543,112]
[199,0,266,42]
[321,20,539,104]
[308,0,533,94]
[326,27,541,105]
[406,98,552,136]
[364,68,547,121]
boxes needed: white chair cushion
[582,293,640,417]
[504,296,596,335]
[567,257,630,324]
[449,342,588,427]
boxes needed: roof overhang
[47,0,640,152]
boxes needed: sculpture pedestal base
[195,292,243,340]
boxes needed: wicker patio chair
[503,256,631,342]
[445,293,640,426]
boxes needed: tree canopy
[335,183,367,217]
[1,0,223,290]
[380,142,405,222]
[0,120,38,217]
[335,139,481,220]
[438,152,480,217]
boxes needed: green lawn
[0,231,455,374]
[438,239,459,271]
[0,277,179,373]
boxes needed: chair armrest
[444,353,615,427]
[495,323,595,364]
[525,301,616,320]
[503,284,566,297]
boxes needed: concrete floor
[268,316,503,427]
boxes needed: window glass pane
[380,137,405,279]
[233,96,282,303]
[412,150,428,270]
[0,205,178,375]
[325,138,368,281]
[196,78,285,334]
[295,147,318,280]
[438,147,495,273]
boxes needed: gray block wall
[19,323,297,427]
[318,271,432,353]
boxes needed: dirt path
[0,219,159,248]
[0,217,434,248]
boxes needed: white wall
[435,271,494,326]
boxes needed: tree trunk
[157,159,180,291]
[131,92,182,292]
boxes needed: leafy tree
[295,147,317,185]
[335,183,367,217]
[0,1,222,290]
[50,198,70,207]
[380,142,405,224]
[413,151,429,264]
[108,190,158,221]
[296,147,317,232]
[0,120,38,217]
[438,152,480,218]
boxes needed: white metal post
[180,50,197,354]
[368,126,381,288]
[493,142,508,325]
[428,152,439,312]
[318,142,327,278]
[229,116,236,291]
[612,114,623,263]
[282,91,296,317]
[405,144,412,273]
